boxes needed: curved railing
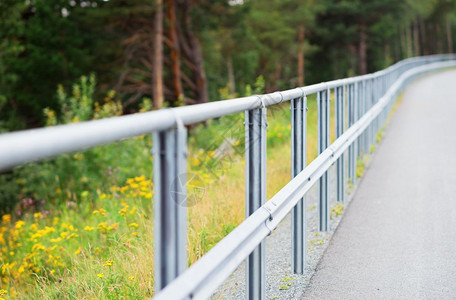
[0,55,455,300]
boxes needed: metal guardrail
[1,55,455,299]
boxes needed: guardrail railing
[1,55,455,300]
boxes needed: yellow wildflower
[129,207,137,215]
[128,276,134,280]
[193,158,200,166]
[31,243,45,252]
[84,226,95,231]
[0,289,6,296]
[74,248,82,255]
[132,231,138,236]
[93,208,106,216]
[97,273,104,278]
[2,215,11,224]
[97,222,108,232]
[118,206,128,216]
[33,212,41,219]
[18,265,25,274]
[10,287,17,298]
[135,175,146,182]
[107,223,119,230]
[15,220,25,229]
[103,260,115,267]
[129,223,139,228]
[66,233,79,240]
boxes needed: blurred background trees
[1,0,456,130]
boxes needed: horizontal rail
[0,54,454,171]
[152,60,456,299]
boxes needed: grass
[0,91,398,298]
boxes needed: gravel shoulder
[212,164,356,299]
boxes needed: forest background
[1,0,455,130]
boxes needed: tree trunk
[413,18,420,56]
[406,22,413,57]
[399,24,407,59]
[167,0,184,104]
[180,0,208,104]
[227,56,235,96]
[298,25,305,86]
[436,23,443,53]
[384,42,391,67]
[394,31,401,61]
[358,22,367,75]
[447,14,453,53]
[191,37,208,103]
[419,17,427,55]
[152,0,164,109]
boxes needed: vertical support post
[291,96,307,274]
[370,78,375,147]
[350,83,357,185]
[318,89,330,231]
[153,125,188,292]
[361,80,367,155]
[245,106,267,300]
[357,81,363,157]
[347,84,355,185]
[365,79,370,153]
[352,82,359,186]
[335,86,345,202]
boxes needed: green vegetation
[330,202,345,220]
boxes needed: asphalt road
[301,69,456,299]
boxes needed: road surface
[301,69,456,299]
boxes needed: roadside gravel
[212,164,353,299]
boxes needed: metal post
[357,81,363,157]
[365,79,370,153]
[291,96,307,274]
[347,84,353,182]
[362,80,367,155]
[335,86,345,202]
[153,125,188,292]
[350,82,359,186]
[245,106,267,300]
[318,89,330,231]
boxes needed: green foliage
[330,202,344,220]
[0,75,150,214]
[56,74,96,123]
[356,154,371,179]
